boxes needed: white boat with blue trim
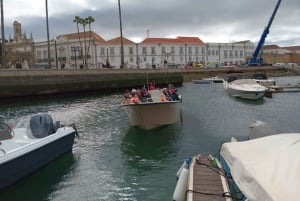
[0,113,78,190]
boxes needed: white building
[33,33,255,69]
[34,31,105,69]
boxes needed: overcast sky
[3,0,300,47]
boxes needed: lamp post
[1,0,5,67]
[118,0,124,68]
[54,38,58,69]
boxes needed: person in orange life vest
[149,81,156,90]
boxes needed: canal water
[0,76,299,201]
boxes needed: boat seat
[0,123,13,141]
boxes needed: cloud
[3,0,300,46]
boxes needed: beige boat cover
[220,133,300,201]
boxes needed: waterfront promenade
[0,66,298,100]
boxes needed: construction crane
[248,0,282,66]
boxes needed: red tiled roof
[282,46,300,51]
[105,37,136,45]
[263,44,280,49]
[141,36,204,45]
[235,40,251,44]
[59,31,106,44]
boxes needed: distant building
[262,45,300,65]
[34,31,105,69]
[100,37,137,68]
[3,21,300,69]
[4,21,34,69]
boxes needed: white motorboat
[192,77,224,84]
[0,113,77,190]
[122,89,181,130]
[221,133,300,201]
[203,76,224,83]
[224,78,267,100]
[173,121,300,201]
[251,73,276,86]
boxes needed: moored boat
[0,113,78,190]
[224,78,267,100]
[251,73,276,86]
[122,89,181,130]
[174,121,300,201]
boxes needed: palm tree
[73,16,84,65]
[80,18,88,68]
[85,16,95,65]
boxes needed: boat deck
[187,154,230,201]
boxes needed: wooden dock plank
[189,155,229,201]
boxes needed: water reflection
[0,153,76,201]
[121,124,182,171]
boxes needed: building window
[110,47,115,55]
[201,47,205,55]
[142,47,147,55]
[195,47,199,55]
[43,50,47,59]
[240,50,243,58]
[224,50,228,58]
[161,47,166,54]
[171,47,175,54]
[235,50,238,58]
[100,48,105,56]
[188,47,192,54]
[212,50,215,56]
[229,50,233,58]
[37,51,42,59]
[151,47,156,55]
[179,47,184,54]
[129,47,133,55]
[216,50,219,56]
[130,57,134,62]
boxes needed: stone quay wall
[0,69,183,99]
[0,66,298,100]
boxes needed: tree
[73,15,94,69]
[85,16,95,66]
[73,16,84,66]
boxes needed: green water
[0,76,299,201]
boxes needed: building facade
[3,21,300,69]
[3,21,34,69]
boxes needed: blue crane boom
[248,0,282,66]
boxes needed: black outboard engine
[30,113,57,138]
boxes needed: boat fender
[176,157,192,179]
[173,167,189,201]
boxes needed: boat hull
[0,127,76,190]
[226,86,266,100]
[224,79,267,100]
[122,101,181,130]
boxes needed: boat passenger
[161,88,171,100]
[160,94,167,102]
[169,88,180,101]
[149,81,156,90]
[122,90,131,104]
[130,95,140,103]
[136,89,147,102]
[131,89,137,96]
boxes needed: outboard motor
[30,113,57,138]
[248,120,275,139]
